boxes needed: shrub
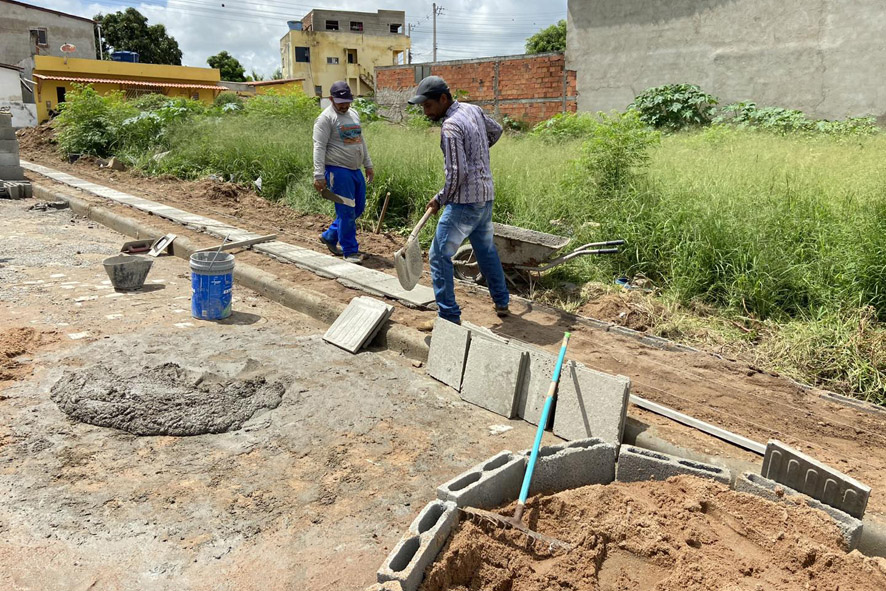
[714,101,879,136]
[501,114,530,133]
[530,112,598,142]
[243,89,320,122]
[351,97,381,122]
[54,84,136,157]
[214,92,244,109]
[576,110,660,194]
[130,93,173,111]
[630,84,719,131]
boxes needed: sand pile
[51,361,287,435]
[422,476,886,591]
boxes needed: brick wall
[376,52,577,125]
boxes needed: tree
[245,69,264,82]
[271,68,284,80]
[207,51,247,82]
[525,20,566,54]
[94,8,183,65]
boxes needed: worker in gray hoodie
[313,81,374,263]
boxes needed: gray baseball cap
[408,76,450,104]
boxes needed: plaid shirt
[434,101,503,206]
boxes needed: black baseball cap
[330,81,354,103]
[408,76,450,104]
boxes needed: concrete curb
[32,183,430,361]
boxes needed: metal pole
[96,24,103,59]
[432,3,437,62]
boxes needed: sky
[28,0,567,78]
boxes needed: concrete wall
[306,9,406,36]
[376,53,577,124]
[0,0,96,65]
[566,0,886,120]
[0,66,22,102]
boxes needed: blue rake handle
[514,331,571,521]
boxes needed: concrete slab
[552,362,630,445]
[514,343,556,426]
[437,451,525,509]
[761,440,870,519]
[0,153,20,167]
[323,296,394,353]
[377,500,458,591]
[460,337,526,418]
[616,445,732,485]
[462,321,509,343]
[520,438,617,495]
[426,318,471,391]
[735,472,863,550]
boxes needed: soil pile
[422,476,886,591]
[50,361,287,435]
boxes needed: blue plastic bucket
[190,252,234,320]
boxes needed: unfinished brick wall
[376,52,577,125]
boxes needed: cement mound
[50,362,287,436]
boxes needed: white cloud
[27,0,566,76]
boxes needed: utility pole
[432,4,444,62]
[407,23,413,64]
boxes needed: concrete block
[552,361,630,445]
[762,440,870,519]
[0,152,20,167]
[322,296,394,353]
[520,438,617,495]
[0,164,25,180]
[0,181,31,200]
[735,472,863,550]
[437,450,526,509]
[426,318,471,391]
[514,343,556,426]
[0,128,16,140]
[0,140,19,154]
[0,114,10,128]
[378,500,458,591]
[616,445,732,485]
[460,336,526,418]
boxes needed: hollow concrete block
[552,361,630,445]
[735,472,863,551]
[0,128,17,140]
[0,152,19,167]
[0,164,25,181]
[460,336,526,419]
[616,445,732,485]
[520,438,617,495]
[0,140,19,154]
[761,440,870,519]
[377,500,458,591]
[426,318,471,391]
[437,450,526,509]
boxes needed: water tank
[287,20,303,31]
[110,51,139,63]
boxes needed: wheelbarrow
[453,222,624,285]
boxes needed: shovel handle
[407,207,435,244]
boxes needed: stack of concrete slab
[322,296,394,353]
[0,112,30,199]
[426,318,631,445]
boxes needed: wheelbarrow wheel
[453,244,485,284]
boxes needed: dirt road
[0,198,551,590]
[17,152,886,522]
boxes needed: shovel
[393,207,435,290]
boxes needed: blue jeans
[429,201,509,322]
[321,165,366,256]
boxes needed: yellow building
[32,55,222,122]
[280,9,410,97]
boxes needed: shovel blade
[394,240,423,291]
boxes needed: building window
[30,28,48,47]
[347,49,357,64]
[350,21,363,32]
[390,24,402,34]
[295,47,310,63]
[315,85,322,96]
[327,57,339,65]
[325,20,339,31]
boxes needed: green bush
[351,98,381,122]
[714,101,879,136]
[575,111,660,194]
[53,85,136,157]
[213,92,244,110]
[130,93,173,111]
[530,112,598,142]
[630,84,719,131]
[243,89,320,122]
